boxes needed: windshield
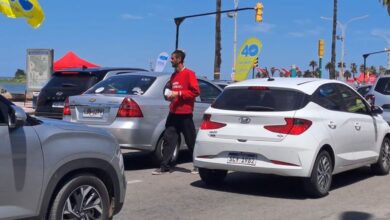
[85,75,156,95]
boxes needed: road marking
[127,180,143,184]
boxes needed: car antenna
[264,67,274,81]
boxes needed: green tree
[350,63,358,78]
[309,60,318,73]
[214,0,222,80]
[15,69,25,78]
[303,70,312,77]
[344,70,352,80]
[325,62,333,78]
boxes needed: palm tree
[337,62,346,78]
[325,62,333,77]
[309,60,317,73]
[330,0,338,79]
[380,0,390,15]
[214,0,222,80]
[304,70,312,77]
[344,70,352,80]
[350,63,357,79]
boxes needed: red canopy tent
[53,51,100,71]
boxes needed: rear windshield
[85,75,156,95]
[45,74,98,90]
[211,87,309,111]
[375,77,390,95]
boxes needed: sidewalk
[13,101,35,115]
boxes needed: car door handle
[354,122,361,131]
[328,121,337,129]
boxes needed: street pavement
[116,150,390,220]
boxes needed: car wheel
[304,150,333,198]
[371,137,390,175]
[49,174,110,220]
[153,135,180,165]
[199,168,227,186]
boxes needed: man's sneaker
[191,167,199,174]
[152,167,170,175]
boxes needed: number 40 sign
[234,37,262,81]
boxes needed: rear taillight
[365,94,375,106]
[63,97,70,116]
[117,98,143,117]
[200,114,226,130]
[264,118,312,135]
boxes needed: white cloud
[287,26,323,38]
[121,14,143,20]
[293,19,312,26]
[371,28,390,39]
[244,23,275,33]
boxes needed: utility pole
[227,0,239,77]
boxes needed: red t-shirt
[169,68,200,114]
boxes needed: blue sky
[0,0,389,80]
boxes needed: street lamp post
[227,0,239,77]
[372,32,390,70]
[321,15,368,79]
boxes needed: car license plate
[52,102,64,108]
[83,107,104,118]
[227,152,257,166]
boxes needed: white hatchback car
[194,77,390,197]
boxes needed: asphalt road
[115,150,390,220]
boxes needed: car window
[85,75,156,95]
[375,77,390,95]
[212,86,308,111]
[312,83,344,111]
[336,84,369,114]
[198,80,222,103]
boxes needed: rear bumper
[35,111,63,119]
[193,132,320,177]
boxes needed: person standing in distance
[152,50,200,175]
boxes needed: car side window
[312,84,343,111]
[336,84,369,114]
[197,80,222,104]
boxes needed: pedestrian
[152,49,200,175]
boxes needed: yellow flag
[0,0,45,28]
[234,37,262,81]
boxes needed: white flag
[154,52,169,72]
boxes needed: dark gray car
[0,95,126,219]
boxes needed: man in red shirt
[152,50,200,175]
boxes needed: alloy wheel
[61,185,103,220]
[381,140,390,169]
[317,155,331,192]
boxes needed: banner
[234,37,262,81]
[0,0,45,28]
[154,52,169,72]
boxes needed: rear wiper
[61,83,77,87]
[244,105,274,111]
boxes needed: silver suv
[366,75,390,123]
[0,95,126,219]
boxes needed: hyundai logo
[56,91,63,96]
[89,98,96,102]
[238,116,251,124]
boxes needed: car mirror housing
[371,105,383,115]
[9,105,27,128]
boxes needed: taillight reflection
[117,97,143,117]
[200,114,226,130]
[63,97,70,116]
[264,118,312,135]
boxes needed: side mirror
[371,105,383,115]
[8,105,27,128]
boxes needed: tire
[199,168,227,186]
[153,135,180,165]
[49,174,111,220]
[304,150,333,198]
[371,137,390,175]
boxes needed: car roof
[55,67,148,73]
[228,77,346,95]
